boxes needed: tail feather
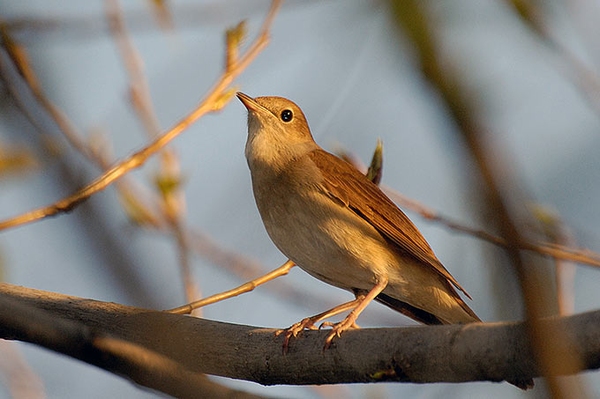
[375,293,445,325]
[376,288,480,325]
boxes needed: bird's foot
[322,316,360,350]
[275,316,320,353]
[274,296,370,352]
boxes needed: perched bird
[237,92,534,390]
[237,91,480,331]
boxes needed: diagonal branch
[0,0,282,232]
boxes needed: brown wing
[308,149,472,299]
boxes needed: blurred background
[1,0,599,398]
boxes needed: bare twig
[107,0,162,138]
[0,0,282,232]
[384,188,600,268]
[338,143,600,269]
[0,23,164,229]
[167,260,295,314]
[107,0,201,306]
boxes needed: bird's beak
[237,92,265,113]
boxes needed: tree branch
[0,287,266,399]
[0,0,281,232]
[2,283,599,392]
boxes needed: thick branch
[1,284,599,390]
[0,288,265,399]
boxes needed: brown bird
[238,91,480,334]
[238,92,535,389]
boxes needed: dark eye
[280,109,293,122]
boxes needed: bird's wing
[308,149,471,299]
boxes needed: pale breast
[253,169,396,291]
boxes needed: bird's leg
[324,276,388,349]
[276,297,363,353]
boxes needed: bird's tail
[375,293,446,325]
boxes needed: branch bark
[1,283,599,393]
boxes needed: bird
[237,92,535,390]
[237,90,481,332]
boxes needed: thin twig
[384,187,600,268]
[107,0,200,308]
[106,0,162,138]
[167,260,295,314]
[0,0,282,232]
[0,23,164,228]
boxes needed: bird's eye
[280,109,293,122]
